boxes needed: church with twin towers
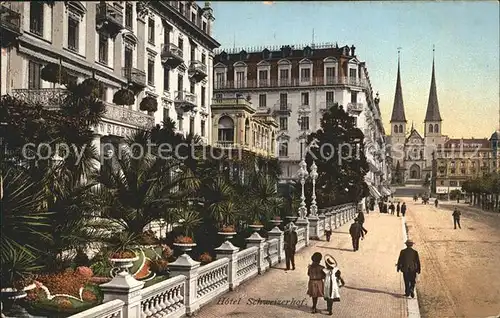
[388,50,447,185]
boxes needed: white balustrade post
[325,211,333,232]
[267,227,284,263]
[100,271,144,318]
[168,255,201,314]
[246,232,267,274]
[296,159,310,246]
[318,213,326,238]
[215,241,240,290]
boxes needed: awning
[368,184,382,199]
[380,187,392,196]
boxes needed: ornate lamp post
[297,159,309,219]
[295,115,310,245]
[310,162,318,216]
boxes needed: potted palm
[107,232,139,275]
[78,78,102,99]
[218,225,237,240]
[173,236,196,253]
[139,96,158,113]
[112,88,135,106]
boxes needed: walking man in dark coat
[284,223,298,270]
[401,202,407,217]
[434,198,439,208]
[397,240,421,298]
[389,202,395,215]
[452,208,461,229]
[349,218,364,251]
[357,210,368,235]
[396,202,401,217]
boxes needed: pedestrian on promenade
[401,202,407,217]
[325,227,332,242]
[357,210,368,235]
[378,200,383,213]
[323,255,344,315]
[396,239,421,298]
[349,218,364,251]
[452,207,461,229]
[307,252,325,314]
[389,202,395,215]
[396,202,401,217]
[434,198,439,208]
[284,223,298,270]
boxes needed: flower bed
[175,236,193,244]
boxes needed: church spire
[424,47,442,122]
[390,49,407,123]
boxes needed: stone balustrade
[65,203,356,318]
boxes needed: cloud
[263,1,274,5]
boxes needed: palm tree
[242,173,283,224]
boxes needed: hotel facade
[212,43,391,196]
[1,1,219,150]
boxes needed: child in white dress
[323,254,344,315]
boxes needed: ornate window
[218,116,234,142]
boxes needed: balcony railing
[175,90,197,105]
[347,103,363,113]
[189,60,207,74]
[103,102,154,128]
[11,88,68,110]
[161,43,184,65]
[214,76,367,90]
[96,2,124,29]
[122,67,146,87]
[11,89,154,129]
[1,5,22,36]
[212,97,252,107]
[215,141,237,148]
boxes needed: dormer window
[239,50,247,61]
[303,46,312,57]
[281,45,291,58]
[262,48,270,59]
[220,51,228,61]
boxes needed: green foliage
[139,96,159,112]
[112,89,135,106]
[40,62,69,85]
[305,103,369,207]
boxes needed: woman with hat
[307,252,325,313]
[323,254,344,315]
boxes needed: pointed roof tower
[424,48,442,122]
[390,49,407,123]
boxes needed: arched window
[434,124,439,133]
[399,124,403,133]
[218,116,234,143]
[429,124,433,133]
[279,142,288,157]
[394,125,398,133]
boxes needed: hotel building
[0,1,219,149]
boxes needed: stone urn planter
[248,224,264,232]
[218,225,237,240]
[109,251,139,276]
[173,236,196,254]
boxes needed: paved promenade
[197,212,408,317]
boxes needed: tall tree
[306,103,369,206]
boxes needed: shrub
[112,89,135,106]
[161,245,173,259]
[40,63,69,84]
[73,250,90,267]
[174,236,193,244]
[139,230,159,245]
[33,270,90,298]
[139,96,158,112]
[199,253,213,264]
[75,266,93,278]
[81,290,97,302]
[149,259,169,275]
[110,250,136,259]
[220,225,236,233]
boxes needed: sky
[208,1,499,139]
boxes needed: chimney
[351,45,356,56]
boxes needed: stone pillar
[267,227,284,262]
[295,218,310,246]
[246,232,268,274]
[308,215,320,240]
[215,241,240,290]
[100,271,145,318]
[318,214,326,238]
[168,255,201,315]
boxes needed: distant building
[389,52,447,186]
[212,43,390,195]
[435,138,496,197]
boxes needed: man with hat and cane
[323,254,344,315]
[396,239,421,298]
[284,222,298,271]
[349,218,364,251]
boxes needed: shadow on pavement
[317,246,354,252]
[342,285,404,298]
[332,231,350,235]
[269,302,312,314]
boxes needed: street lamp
[297,116,308,219]
[310,162,318,216]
